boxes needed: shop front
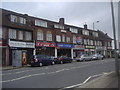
[106,46,112,58]
[96,46,106,56]
[73,45,85,58]
[36,41,56,57]
[85,45,95,55]
[8,39,35,67]
[57,43,74,58]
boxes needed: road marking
[61,72,110,89]
[1,65,89,83]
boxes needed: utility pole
[111,1,120,88]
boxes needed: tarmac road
[2,58,115,88]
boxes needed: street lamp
[93,21,99,30]
[111,1,120,88]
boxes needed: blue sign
[57,44,74,48]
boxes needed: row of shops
[2,39,112,67]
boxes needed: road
[2,58,115,88]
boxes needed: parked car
[29,55,55,67]
[55,56,73,64]
[75,54,92,62]
[91,54,104,60]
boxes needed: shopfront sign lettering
[36,42,56,47]
[85,45,95,49]
[107,47,112,50]
[9,40,35,48]
[74,45,85,49]
[57,44,74,48]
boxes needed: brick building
[1,8,112,66]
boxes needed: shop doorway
[12,50,22,67]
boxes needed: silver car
[75,54,92,62]
[91,54,104,60]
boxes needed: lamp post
[111,1,120,88]
[93,21,99,30]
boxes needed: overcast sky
[1,2,118,39]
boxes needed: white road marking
[62,72,110,89]
[1,65,89,83]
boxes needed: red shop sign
[36,42,56,47]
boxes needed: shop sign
[73,45,85,49]
[90,49,95,51]
[76,37,82,43]
[36,42,56,47]
[107,47,112,50]
[96,46,106,50]
[9,40,35,48]
[85,45,95,49]
[57,44,74,48]
[85,49,89,51]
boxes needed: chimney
[84,24,87,29]
[59,18,64,25]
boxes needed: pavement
[78,71,120,89]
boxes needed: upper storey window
[82,30,89,35]
[10,15,17,23]
[70,27,78,33]
[10,14,26,24]
[54,24,64,29]
[35,19,47,27]
[92,32,98,37]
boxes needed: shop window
[19,17,26,24]
[73,36,76,43]
[25,31,32,40]
[46,31,52,41]
[9,29,16,39]
[18,31,23,40]
[66,37,70,43]
[35,19,47,27]
[37,30,43,40]
[62,35,65,42]
[56,35,61,42]
[10,15,18,23]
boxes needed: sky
[1,1,119,42]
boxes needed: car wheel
[39,62,43,67]
[60,61,63,64]
[51,61,55,65]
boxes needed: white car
[91,54,104,60]
[75,54,92,62]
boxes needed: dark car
[55,56,73,64]
[29,55,55,67]
[75,54,92,62]
[91,54,104,60]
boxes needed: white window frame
[35,19,47,27]
[46,31,52,41]
[73,36,76,43]
[62,35,65,42]
[37,30,43,40]
[70,28,78,33]
[9,29,16,39]
[19,17,26,24]
[10,15,17,23]
[66,37,70,43]
[56,35,61,42]
[18,31,23,40]
[25,32,32,41]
